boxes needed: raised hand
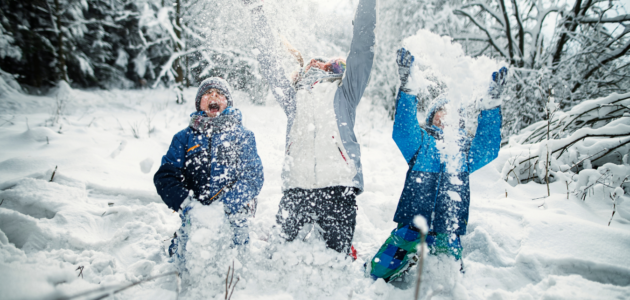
[396,48,414,93]
[488,66,508,99]
[481,67,508,109]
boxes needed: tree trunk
[54,0,68,82]
[511,0,524,67]
[498,0,514,65]
[551,0,584,70]
[174,0,185,104]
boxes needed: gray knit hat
[195,77,233,111]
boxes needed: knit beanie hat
[426,97,466,129]
[195,77,233,112]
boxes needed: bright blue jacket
[392,90,501,235]
[153,108,264,214]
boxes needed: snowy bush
[501,92,630,206]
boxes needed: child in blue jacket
[154,77,264,263]
[367,49,507,281]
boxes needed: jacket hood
[426,98,467,130]
[426,98,449,126]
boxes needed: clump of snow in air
[404,29,504,175]
[403,29,502,107]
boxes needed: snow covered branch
[503,92,630,199]
[458,2,505,26]
[579,14,630,23]
[152,47,203,88]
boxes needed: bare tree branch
[511,0,525,63]
[452,9,509,58]
[579,14,630,23]
[552,0,585,68]
[459,2,505,26]
[498,0,515,64]
[572,39,630,93]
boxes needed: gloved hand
[481,66,508,110]
[396,48,414,93]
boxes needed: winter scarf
[189,111,240,134]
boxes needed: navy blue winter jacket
[154,108,264,214]
[392,90,501,235]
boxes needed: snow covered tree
[0,9,22,68]
[367,0,464,118]
[450,0,630,137]
[366,0,628,140]
[0,0,56,88]
[501,92,630,205]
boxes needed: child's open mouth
[208,103,220,113]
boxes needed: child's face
[200,89,228,118]
[433,109,446,129]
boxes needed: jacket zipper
[332,136,348,164]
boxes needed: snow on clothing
[154,107,264,246]
[367,224,463,282]
[392,90,502,235]
[168,204,250,272]
[277,187,358,253]
[246,0,375,254]
[368,90,500,281]
[248,0,376,192]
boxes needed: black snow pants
[276,186,358,254]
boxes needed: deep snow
[1,81,630,299]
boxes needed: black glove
[396,48,414,93]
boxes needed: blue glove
[481,67,508,109]
[488,67,508,99]
[396,48,414,93]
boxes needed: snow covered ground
[1,85,630,300]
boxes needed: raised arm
[393,90,425,162]
[340,0,377,108]
[468,108,502,173]
[468,67,508,173]
[392,48,426,162]
[245,2,296,117]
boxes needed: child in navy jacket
[154,77,264,263]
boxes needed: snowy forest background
[1,0,630,299]
[2,0,629,133]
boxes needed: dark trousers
[276,186,358,254]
